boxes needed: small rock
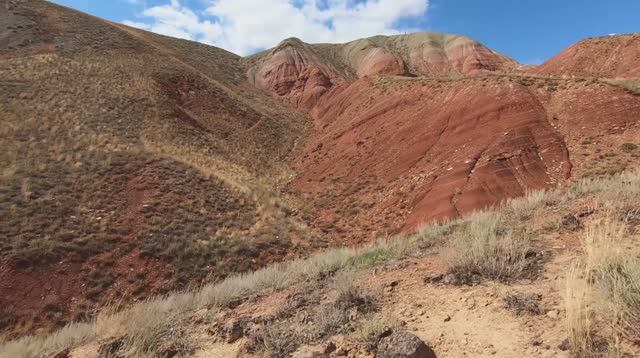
[423,274,443,284]
[376,331,436,358]
[577,208,594,218]
[335,347,348,356]
[323,341,337,354]
[558,338,571,351]
[546,310,559,319]
[560,214,581,230]
[224,318,246,343]
[443,315,451,322]
[379,326,393,339]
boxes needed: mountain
[247,31,640,243]
[1,0,321,337]
[535,33,640,78]
[246,33,518,110]
[1,0,640,342]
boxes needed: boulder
[376,331,436,358]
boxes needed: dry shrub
[504,292,542,316]
[442,212,536,283]
[350,315,401,352]
[565,220,640,357]
[247,272,378,357]
[0,322,95,358]
[503,189,559,221]
[5,171,640,357]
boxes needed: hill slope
[534,33,640,78]
[1,0,640,343]
[247,34,640,243]
[4,171,640,358]
[1,0,320,337]
[246,33,517,110]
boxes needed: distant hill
[534,33,640,78]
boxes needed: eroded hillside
[248,34,640,243]
[1,0,320,338]
[534,33,640,78]
[3,171,639,358]
[1,0,640,347]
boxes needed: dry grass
[0,323,95,358]
[565,219,640,357]
[602,78,640,96]
[1,0,317,336]
[349,314,402,352]
[442,211,536,283]
[3,171,640,357]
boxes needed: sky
[49,0,640,64]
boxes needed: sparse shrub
[5,170,640,357]
[251,324,299,357]
[350,315,401,352]
[246,272,379,357]
[442,212,536,283]
[565,220,640,357]
[349,247,393,268]
[503,189,558,220]
[504,292,542,315]
[619,206,640,226]
[620,143,638,153]
[332,271,377,312]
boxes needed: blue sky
[50,0,640,63]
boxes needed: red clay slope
[535,33,640,78]
[247,33,517,111]
[250,34,640,243]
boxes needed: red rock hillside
[248,33,640,243]
[535,33,640,78]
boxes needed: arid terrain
[0,0,639,357]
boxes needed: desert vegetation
[0,0,322,337]
[2,170,639,357]
[565,221,640,356]
[3,2,640,356]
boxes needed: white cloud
[122,20,151,30]
[123,0,429,55]
[124,0,222,44]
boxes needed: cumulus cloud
[124,0,222,44]
[123,0,429,55]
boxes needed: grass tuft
[565,219,640,357]
[442,211,536,283]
